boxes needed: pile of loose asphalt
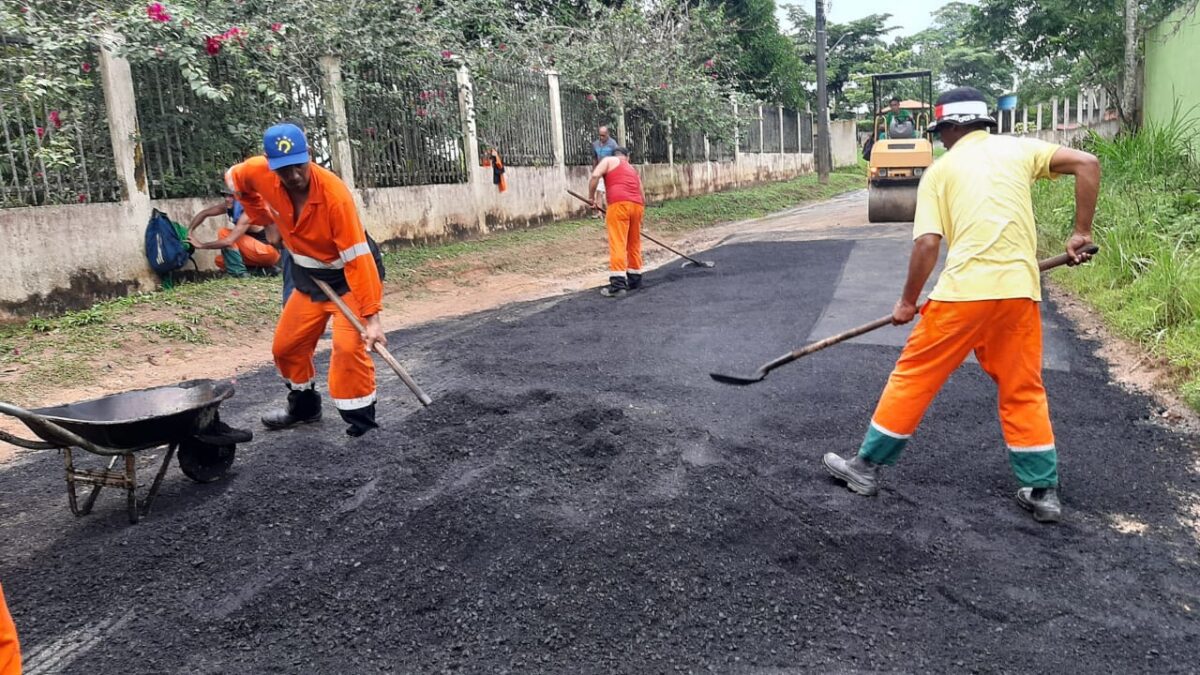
[2,239,1199,673]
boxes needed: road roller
[866,70,934,223]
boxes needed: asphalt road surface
[2,192,1198,673]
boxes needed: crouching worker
[227,123,387,437]
[186,187,281,277]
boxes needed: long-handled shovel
[709,245,1100,386]
[312,278,433,406]
[567,189,715,268]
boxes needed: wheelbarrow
[0,379,246,524]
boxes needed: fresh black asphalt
[2,235,1199,673]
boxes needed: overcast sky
[783,0,978,37]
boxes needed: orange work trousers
[858,299,1058,487]
[214,228,281,270]
[606,201,644,276]
[0,583,19,675]
[273,290,376,412]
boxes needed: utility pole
[815,0,830,184]
[1121,0,1139,127]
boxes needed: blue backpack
[144,209,195,279]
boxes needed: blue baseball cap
[263,123,309,170]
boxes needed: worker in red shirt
[0,583,19,675]
[587,146,644,297]
[226,123,386,436]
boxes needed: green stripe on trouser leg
[1009,448,1058,488]
[857,425,908,465]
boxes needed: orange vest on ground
[226,157,383,316]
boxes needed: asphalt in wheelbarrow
[2,240,1199,672]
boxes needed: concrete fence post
[546,70,565,167]
[455,64,480,185]
[796,108,803,153]
[757,105,764,153]
[778,106,784,153]
[1099,88,1109,123]
[1051,97,1059,131]
[1076,91,1083,126]
[732,97,740,163]
[1022,107,1028,134]
[319,56,355,189]
[1063,97,1070,130]
[97,33,146,202]
[703,134,710,162]
[666,118,675,166]
[1036,103,1043,131]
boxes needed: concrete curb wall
[0,130,854,318]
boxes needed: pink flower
[146,2,171,22]
[440,50,453,59]
[205,36,222,56]
[498,43,507,51]
[704,59,715,69]
[585,94,596,102]
[415,5,422,13]
[19,6,27,13]
[48,110,61,129]
[437,89,445,100]
[154,46,166,58]
[659,83,668,89]
[270,22,283,32]
[81,61,92,73]
[418,90,432,101]
[416,108,428,118]
[35,126,45,138]
[77,193,87,203]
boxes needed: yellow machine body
[867,138,934,223]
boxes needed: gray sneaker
[822,453,880,496]
[1015,487,1062,523]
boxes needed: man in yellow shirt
[823,87,1101,523]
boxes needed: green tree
[967,0,1195,122]
[905,2,1015,98]
[787,6,900,114]
[713,0,806,108]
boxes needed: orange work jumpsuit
[0,583,20,675]
[227,156,382,413]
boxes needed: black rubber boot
[194,411,254,445]
[1015,487,1062,523]
[340,403,379,437]
[600,275,628,298]
[822,453,881,496]
[627,272,643,290]
[261,387,322,430]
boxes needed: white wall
[0,121,857,318]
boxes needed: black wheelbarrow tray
[0,379,243,524]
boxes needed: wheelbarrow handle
[0,401,109,453]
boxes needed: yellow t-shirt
[913,130,1060,302]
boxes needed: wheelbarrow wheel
[177,437,236,483]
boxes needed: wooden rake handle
[767,244,1101,373]
[311,278,432,407]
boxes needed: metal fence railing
[739,106,763,154]
[1,43,120,208]
[345,65,466,188]
[625,109,669,164]
[474,68,555,166]
[560,85,612,166]
[762,105,783,153]
[672,126,705,163]
[783,108,800,153]
[801,112,814,154]
[134,58,330,199]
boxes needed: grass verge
[1034,110,1200,408]
[0,166,863,403]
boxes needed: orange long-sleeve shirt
[226,156,383,316]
